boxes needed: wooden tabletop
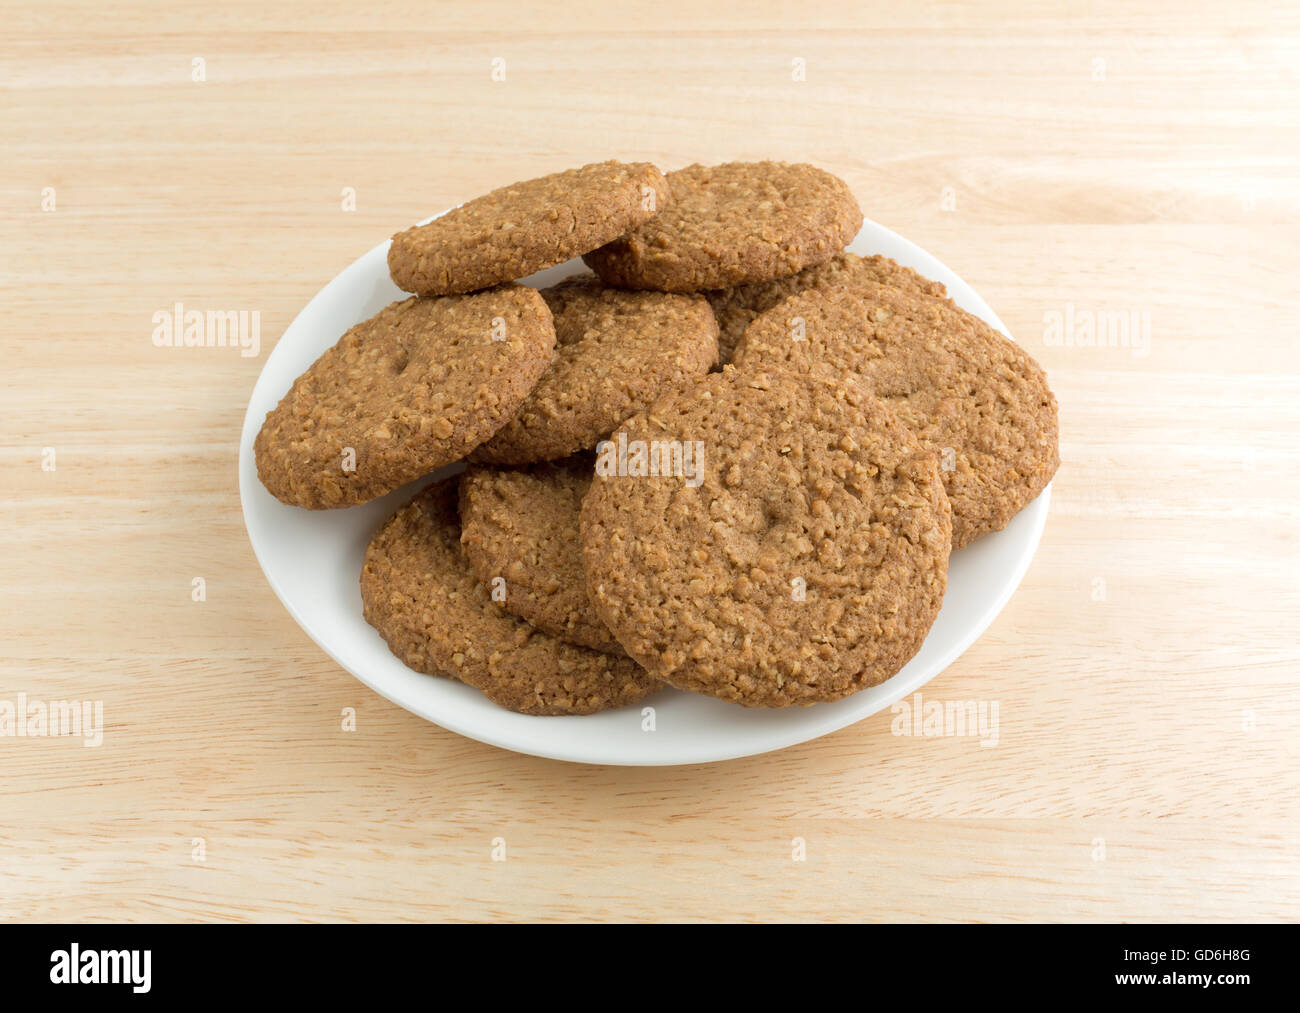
[3,1,1298,922]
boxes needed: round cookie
[388,161,672,296]
[704,253,947,364]
[255,287,556,509]
[471,275,719,464]
[361,480,657,715]
[459,457,621,654]
[582,161,862,293]
[580,367,952,708]
[733,283,1060,548]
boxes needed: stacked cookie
[254,159,1059,715]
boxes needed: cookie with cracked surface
[704,252,947,364]
[361,480,657,715]
[471,275,719,464]
[254,286,555,509]
[580,367,951,708]
[388,161,671,296]
[733,283,1060,548]
[582,161,862,293]
[459,457,622,654]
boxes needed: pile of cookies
[254,160,1060,715]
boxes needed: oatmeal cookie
[255,287,555,509]
[361,480,657,715]
[388,161,671,296]
[583,161,861,293]
[733,283,1060,547]
[580,367,951,707]
[472,275,718,464]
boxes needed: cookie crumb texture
[583,161,862,292]
[361,481,657,715]
[459,458,621,653]
[254,287,555,509]
[734,283,1060,548]
[580,368,952,708]
[388,161,672,296]
[705,252,947,364]
[472,276,719,464]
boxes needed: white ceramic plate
[239,218,1051,766]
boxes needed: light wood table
[3,1,1297,922]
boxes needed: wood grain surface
[2,0,1298,922]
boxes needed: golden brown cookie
[471,275,718,464]
[704,253,947,364]
[254,287,556,509]
[583,161,862,293]
[733,283,1060,548]
[361,480,657,715]
[459,457,621,654]
[580,367,952,708]
[387,161,671,296]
